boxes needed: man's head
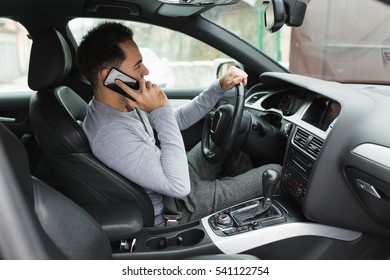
[77,22,149,90]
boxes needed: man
[77,22,281,226]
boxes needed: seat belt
[136,109,183,226]
[163,195,182,226]
[135,109,151,136]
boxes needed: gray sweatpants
[176,143,282,223]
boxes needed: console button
[217,214,233,226]
[224,228,238,236]
[251,221,262,230]
[237,225,249,233]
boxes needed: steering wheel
[202,82,245,163]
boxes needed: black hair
[76,22,134,89]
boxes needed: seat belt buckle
[163,214,182,226]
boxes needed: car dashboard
[244,72,390,238]
[112,74,390,260]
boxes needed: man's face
[117,40,149,81]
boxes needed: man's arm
[90,106,190,198]
[173,79,224,130]
[173,66,248,130]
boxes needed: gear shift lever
[261,169,280,210]
[230,168,280,225]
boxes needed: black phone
[103,68,139,101]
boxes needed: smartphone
[103,68,139,101]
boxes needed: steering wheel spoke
[202,83,245,163]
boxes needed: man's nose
[141,64,150,77]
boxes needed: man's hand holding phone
[103,68,139,101]
[115,78,168,113]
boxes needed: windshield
[203,0,390,85]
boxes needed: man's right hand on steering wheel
[219,66,248,91]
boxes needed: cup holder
[145,229,205,250]
[177,228,205,246]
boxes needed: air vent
[293,128,309,149]
[293,128,324,159]
[307,136,324,158]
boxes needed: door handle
[0,116,16,123]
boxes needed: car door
[0,91,32,141]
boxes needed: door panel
[0,92,33,138]
[0,91,43,171]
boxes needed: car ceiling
[0,0,203,41]
[2,0,389,23]
[0,0,210,21]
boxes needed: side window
[0,19,31,93]
[69,18,231,89]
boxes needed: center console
[113,194,303,260]
[208,198,293,237]
[112,169,305,259]
[282,127,323,202]
[111,196,361,260]
[112,168,298,259]
[207,169,293,236]
[110,163,362,260]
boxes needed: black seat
[0,122,111,259]
[28,28,154,226]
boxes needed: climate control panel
[282,147,314,202]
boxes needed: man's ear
[99,68,111,83]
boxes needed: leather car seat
[28,28,154,226]
[0,122,111,259]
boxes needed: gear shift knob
[262,169,280,201]
[230,168,281,225]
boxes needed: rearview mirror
[263,0,285,33]
[263,0,307,33]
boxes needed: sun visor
[157,0,240,17]
[157,4,204,16]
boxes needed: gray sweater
[83,80,224,226]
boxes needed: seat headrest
[28,28,72,91]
